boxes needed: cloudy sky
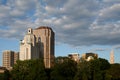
[0,0,120,65]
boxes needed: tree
[89,58,110,80]
[4,69,10,80]
[74,60,91,80]
[75,58,110,80]
[51,57,77,80]
[11,59,47,80]
[0,69,11,80]
[106,63,120,80]
[0,73,4,80]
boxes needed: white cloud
[103,0,120,3]
[0,0,120,46]
[10,9,24,17]
[98,4,120,22]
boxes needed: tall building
[3,50,19,69]
[14,52,19,64]
[110,49,114,64]
[68,53,80,62]
[82,53,98,61]
[20,26,55,68]
[20,28,38,60]
[33,27,54,68]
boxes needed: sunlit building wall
[3,50,19,69]
[20,26,55,68]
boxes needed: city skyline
[0,0,120,65]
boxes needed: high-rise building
[14,52,19,64]
[20,26,55,68]
[3,50,19,69]
[33,27,54,68]
[110,49,114,64]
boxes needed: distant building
[110,50,114,64]
[3,50,19,69]
[0,67,6,73]
[14,52,19,64]
[68,53,80,62]
[20,26,55,68]
[55,56,69,63]
[81,53,98,61]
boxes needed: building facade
[14,52,19,64]
[20,26,55,68]
[20,28,38,60]
[3,50,19,69]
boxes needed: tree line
[0,57,120,80]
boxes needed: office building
[20,26,55,68]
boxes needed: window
[38,37,41,42]
[26,48,28,59]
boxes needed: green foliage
[89,58,110,80]
[90,58,110,70]
[0,69,11,80]
[0,73,4,80]
[74,61,90,80]
[55,56,69,64]
[75,58,110,80]
[11,59,47,80]
[51,58,77,80]
[106,63,120,80]
[4,69,10,80]
[8,57,119,80]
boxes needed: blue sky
[0,0,120,66]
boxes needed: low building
[68,53,80,62]
[0,67,6,73]
[81,53,98,61]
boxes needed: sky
[0,0,120,66]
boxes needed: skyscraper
[20,26,55,68]
[3,50,19,69]
[33,27,54,68]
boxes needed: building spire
[110,49,114,64]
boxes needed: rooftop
[36,26,53,31]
